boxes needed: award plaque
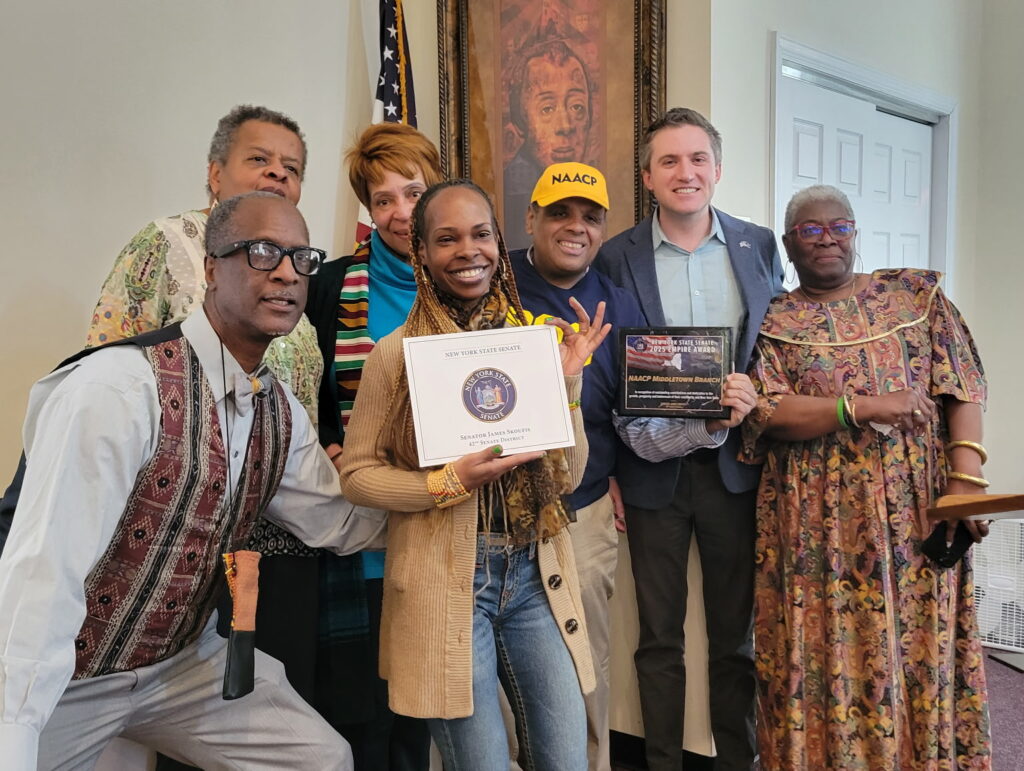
[619,327,732,418]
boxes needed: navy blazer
[596,208,783,506]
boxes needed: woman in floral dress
[742,185,991,769]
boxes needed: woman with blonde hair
[305,121,442,768]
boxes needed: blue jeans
[427,536,587,771]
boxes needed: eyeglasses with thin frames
[786,219,856,243]
[210,239,325,276]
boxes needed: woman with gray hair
[84,105,325,770]
[741,184,992,768]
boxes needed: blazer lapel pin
[739,240,751,249]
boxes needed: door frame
[771,34,959,294]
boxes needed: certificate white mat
[403,325,575,467]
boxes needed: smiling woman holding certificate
[337,179,610,771]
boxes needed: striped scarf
[318,240,375,725]
[333,240,373,426]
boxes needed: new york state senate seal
[462,368,517,422]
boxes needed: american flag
[625,335,677,372]
[373,0,417,126]
[354,0,418,243]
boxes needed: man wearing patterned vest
[0,192,385,770]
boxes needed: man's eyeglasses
[210,240,325,276]
[786,219,856,243]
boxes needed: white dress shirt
[0,309,385,768]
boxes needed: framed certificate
[619,327,732,418]
[403,325,576,467]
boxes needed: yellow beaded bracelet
[427,462,472,509]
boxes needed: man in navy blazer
[597,108,783,771]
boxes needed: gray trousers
[567,492,618,771]
[626,451,757,771]
[39,615,351,771]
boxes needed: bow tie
[231,371,273,417]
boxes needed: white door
[775,76,933,279]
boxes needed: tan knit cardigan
[338,327,595,719]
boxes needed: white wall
[706,0,1022,493]
[0,2,438,764]
[709,0,983,312]
[975,0,1024,493]
[0,0,442,473]
[0,3,1015,569]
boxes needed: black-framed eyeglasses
[785,219,856,243]
[210,240,325,276]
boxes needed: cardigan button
[547,574,562,590]
[75,639,87,650]
[564,618,579,634]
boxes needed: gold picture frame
[437,0,666,250]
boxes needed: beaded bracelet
[427,462,472,509]
[946,440,988,465]
[947,471,990,488]
[567,399,581,411]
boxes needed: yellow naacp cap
[530,162,610,210]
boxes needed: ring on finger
[912,409,923,417]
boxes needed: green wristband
[836,396,849,428]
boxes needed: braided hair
[384,179,526,468]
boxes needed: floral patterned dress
[86,210,323,557]
[742,269,991,770]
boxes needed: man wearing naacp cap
[509,162,644,771]
[0,192,385,770]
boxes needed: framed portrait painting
[438,0,666,251]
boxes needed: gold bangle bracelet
[946,440,988,465]
[947,471,990,488]
[844,394,861,429]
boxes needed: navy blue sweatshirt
[510,248,645,509]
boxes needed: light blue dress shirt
[652,208,744,334]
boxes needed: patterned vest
[71,330,292,678]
